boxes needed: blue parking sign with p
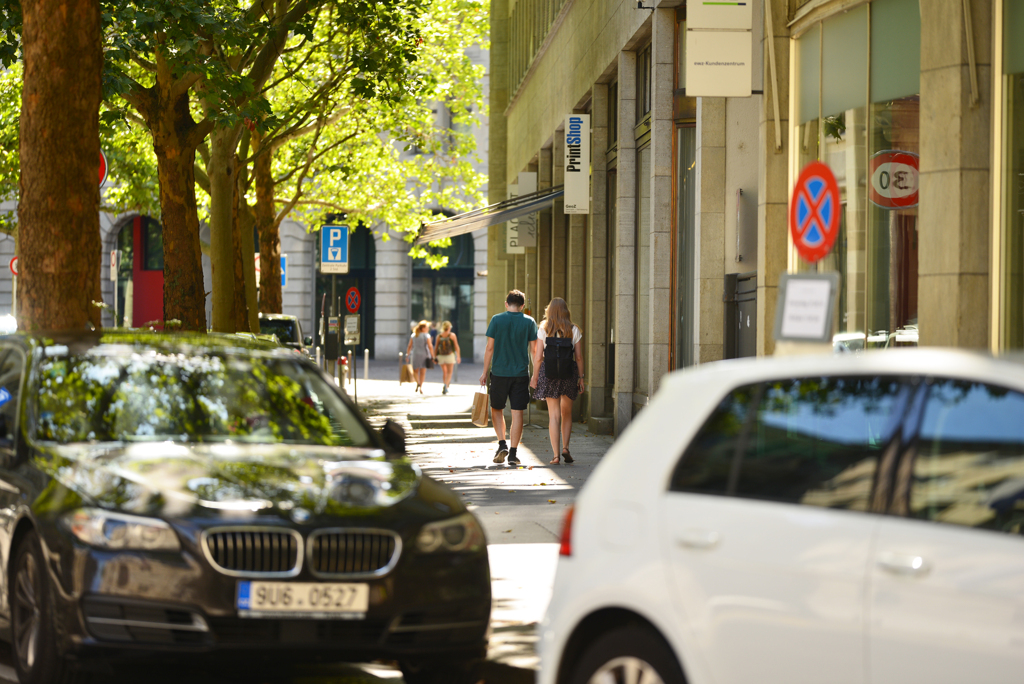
[321,225,349,274]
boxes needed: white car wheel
[570,625,684,684]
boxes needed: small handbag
[425,357,435,369]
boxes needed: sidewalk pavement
[345,374,614,675]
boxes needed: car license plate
[237,581,369,619]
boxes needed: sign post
[321,225,349,274]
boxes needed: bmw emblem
[290,508,311,523]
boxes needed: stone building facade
[489,0,1008,435]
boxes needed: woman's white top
[537,323,582,345]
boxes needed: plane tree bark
[18,0,103,331]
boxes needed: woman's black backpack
[544,330,575,379]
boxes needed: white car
[540,349,1024,684]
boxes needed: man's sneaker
[492,445,508,463]
[507,453,521,465]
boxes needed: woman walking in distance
[435,321,461,394]
[406,320,435,394]
[530,298,584,464]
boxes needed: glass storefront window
[790,0,920,348]
[1001,0,1024,347]
[675,127,696,368]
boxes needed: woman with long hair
[435,320,461,394]
[530,298,584,464]
[405,320,434,394]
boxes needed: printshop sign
[564,114,590,215]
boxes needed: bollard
[315,346,321,366]
[347,351,353,386]
[364,349,369,379]
[453,360,459,383]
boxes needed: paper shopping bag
[471,386,490,427]
[400,363,415,384]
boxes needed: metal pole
[352,348,357,404]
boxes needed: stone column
[473,227,488,362]
[538,146,553,307]
[647,8,674,393]
[695,97,726,364]
[615,50,637,434]
[588,83,610,421]
[374,228,413,360]
[487,0,510,319]
[917,0,991,347]
[756,0,790,356]
[552,132,568,300]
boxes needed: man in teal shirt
[479,290,538,465]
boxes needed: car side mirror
[303,336,313,347]
[380,419,406,455]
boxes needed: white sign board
[687,1,752,30]
[773,272,840,342]
[686,31,753,98]
[564,114,590,215]
[321,225,349,274]
[506,183,523,254]
[344,314,360,346]
[507,171,537,255]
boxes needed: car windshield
[259,318,300,345]
[32,347,372,447]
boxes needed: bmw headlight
[61,508,181,551]
[416,512,485,553]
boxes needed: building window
[1000,0,1024,348]
[791,0,920,347]
[142,217,163,271]
[637,43,652,122]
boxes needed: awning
[415,185,564,245]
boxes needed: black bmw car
[0,332,489,684]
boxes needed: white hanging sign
[507,171,537,255]
[563,114,590,215]
[685,0,753,98]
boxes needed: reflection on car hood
[41,442,420,518]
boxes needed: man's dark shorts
[490,374,530,411]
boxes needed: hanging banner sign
[685,0,753,98]
[507,171,537,254]
[789,161,841,264]
[687,1,752,30]
[869,150,919,209]
[564,114,590,215]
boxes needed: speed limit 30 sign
[870,150,919,209]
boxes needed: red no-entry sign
[345,287,361,313]
[99,150,108,186]
[8,257,16,277]
[789,161,841,264]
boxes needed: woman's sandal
[562,448,574,464]
[549,457,560,465]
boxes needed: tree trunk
[152,92,207,331]
[230,163,252,333]
[208,127,240,332]
[18,0,102,331]
[254,135,283,314]
[236,151,260,334]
